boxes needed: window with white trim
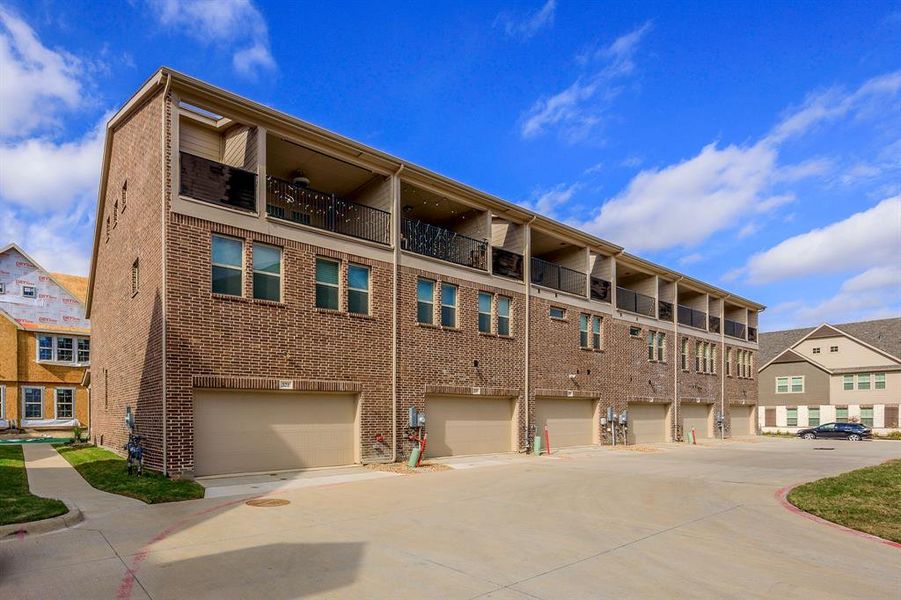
[417,278,435,324]
[497,296,511,336]
[131,259,140,296]
[830,346,838,352]
[875,372,886,390]
[843,374,854,390]
[479,292,493,334]
[0,385,5,419]
[55,388,74,419]
[580,314,590,348]
[786,407,798,427]
[776,377,789,394]
[56,337,74,362]
[211,235,243,296]
[857,373,870,390]
[440,283,457,328]
[315,258,340,310]
[726,348,732,376]
[23,285,36,298]
[252,243,282,302]
[860,406,874,427]
[23,387,43,419]
[121,180,127,211]
[812,347,820,354]
[347,264,370,315]
[790,376,804,393]
[681,338,689,371]
[648,331,665,362]
[549,306,566,320]
[808,406,820,427]
[592,315,602,350]
[0,282,5,294]
[77,339,90,363]
[38,335,53,361]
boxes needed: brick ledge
[192,375,363,393]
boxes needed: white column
[848,404,861,423]
[874,404,885,428]
[821,405,836,423]
[776,406,787,428]
[798,405,809,427]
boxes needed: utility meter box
[619,410,629,426]
[607,406,615,422]
[408,407,426,428]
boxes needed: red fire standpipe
[417,432,428,467]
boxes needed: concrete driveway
[1,438,899,599]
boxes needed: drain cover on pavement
[245,498,290,507]
[813,447,835,451]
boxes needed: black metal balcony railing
[677,305,707,329]
[180,152,257,212]
[492,247,524,280]
[658,300,674,321]
[402,218,488,270]
[266,176,391,245]
[725,319,747,339]
[590,277,611,302]
[616,287,656,317]
[747,326,758,342]
[709,315,721,334]
[531,257,586,296]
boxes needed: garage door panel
[194,391,356,477]
[682,403,712,439]
[534,398,595,448]
[629,403,668,444]
[731,405,755,436]
[426,396,514,458]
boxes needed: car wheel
[802,433,816,440]
[848,433,861,442]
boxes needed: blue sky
[1,0,899,331]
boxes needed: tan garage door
[425,396,515,458]
[682,403,712,439]
[731,405,755,436]
[193,390,357,477]
[628,403,668,444]
[534,397,595,448]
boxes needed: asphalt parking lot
[2,438,899,599]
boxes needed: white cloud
[0,7,84,136]
[495,0,556,41]
[765,265,901,329]
[0,116,107,212]
[520,22,651,141]
[522,182,582,218]
[149,0,276,77]
[577,142,785,250]
[678,253,704,266]
[0,203,94,275]
[764,71,901,145]
[743,196,901,283]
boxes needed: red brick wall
[90,90,166,467]
[396,266,527,456]
[164,215,395,474]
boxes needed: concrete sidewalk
[23,444,142,520]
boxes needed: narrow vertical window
[56,389,74,419]
[776,377,788,393]
[786,407,798,427]
[711,346,717,374]
[704,343,712,373]
[580,314,590,348]
[790,376,804,393]
[252,243,282,301]
[726,348,732,376]
[647,331,655,361]
[681,338,689,370]
[860,406,874,427]
[314,258,340,310]
[106,216,110,242]
[113,200,118,227]
[38,335,53,361]
[56,337,74,362]
[440,283,457,327]
[131,259,140,296]
[592,316,602,350]
[121,180,127,211]
[843,374,854,390]
[836,406,848,423]
[347,264,370,315]
[695,342,702,372]
[416,279,435,324]
[857,373,870,390]
[77,339,90,363]
[808,406,820,427]
[497,296,511,336]
[478,292,493,333]
[875,372,885,390]
[211,235,244,296]
[24,388,43,419]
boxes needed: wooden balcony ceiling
[267,136,376,197]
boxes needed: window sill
[416,322,461,332]
[212,292,250,303]
[347,312,376,321]
[251,298,286,307]
[479,332,515,340]
[37,361,89,368]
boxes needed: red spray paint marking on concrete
[775,484,901,550]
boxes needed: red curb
[775,484,901,550]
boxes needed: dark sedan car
[796,422,872,441]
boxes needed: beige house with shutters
[758,318,901,433]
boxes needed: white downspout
[523,215,536,451]
[721,294,730,441]
[673,277,683,442]
[160,73,172,476]
[391,163,404,462]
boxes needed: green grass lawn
[788,459,901,543]
[54,445,204,504]
[0,446,68,526]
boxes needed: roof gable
[760,348,832,374]
[806,324,845,339]
[0,244,90,334]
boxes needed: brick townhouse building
[86,68,763,478]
